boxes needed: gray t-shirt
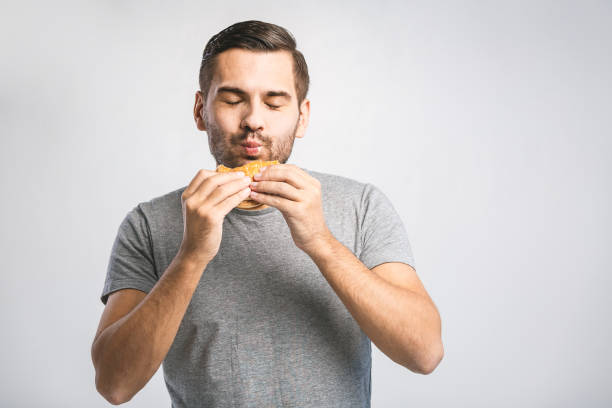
[101,168,415,408]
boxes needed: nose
[240,100,265,133]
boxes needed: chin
[245,153,272,162]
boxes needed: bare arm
[246,164,443,374]
[307,237,443,374]
[91,252,207,404]
[92,168,253,405]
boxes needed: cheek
[211,108,238,132]
[273,110,300,132]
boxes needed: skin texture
[249,165,444,373]
[196,49,443,373]
[195,49,309,169]
[192,49,310,211]
[92,47,443,405]
[92,170,252,404]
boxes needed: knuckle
[185,198,196,211]
[218,184,231,195]
[202,179,218,190]
[202,176,215,186]
[207,209,221,221]
[196,206,209,218]
[197,169,212,179]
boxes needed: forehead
[210,48,295,96]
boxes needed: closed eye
[224,101,280,109]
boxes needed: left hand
[249,163,332,253]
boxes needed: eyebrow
[217,86,291,100]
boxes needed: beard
[206,116,300,169]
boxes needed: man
[91,20,443,407]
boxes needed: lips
[241,141,262,148]
[242,145,262,155]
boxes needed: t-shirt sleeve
[358,183,416,270]
[100,204,159,305]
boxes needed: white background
[1,1,610,406]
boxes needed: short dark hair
[198,20,309,106]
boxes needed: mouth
[241,145,262,155]
[241,140,263,156]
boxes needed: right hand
[178,169,252,265]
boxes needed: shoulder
[300,167,391,216]
[302,168,366,196]
[124,185,185,227]
[302,167,388,203]
[148,185,186,209]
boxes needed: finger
[250,180,301,202]
[248,190,292,212]
[216,186,253,215]
[254,164,307,189]
[190,171,247,204]
[205,175,253,207]
[282,164,319,188]
[182,169,217,200]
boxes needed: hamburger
[216,159,279,209]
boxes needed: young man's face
[194,48,310,169]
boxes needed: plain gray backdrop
[1,0,610,407]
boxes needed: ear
[294,98,310,139]
[194,91,207,131]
